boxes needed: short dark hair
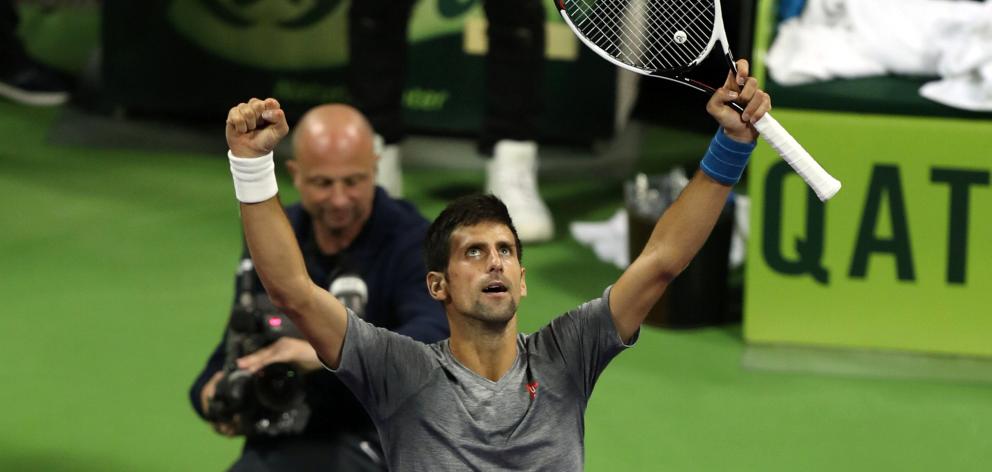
[424,194,523,273]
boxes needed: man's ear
[519,267,528,297]
[426,271,447,301]
[286,159,305,189]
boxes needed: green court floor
[1,101,989,471]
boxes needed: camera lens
[208,370,253,422]
[253,363,305,411]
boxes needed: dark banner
[102,0,617,145]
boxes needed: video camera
[206,260,310,437]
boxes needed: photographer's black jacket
[190,187,449,439]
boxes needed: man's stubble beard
[469,297,518,326]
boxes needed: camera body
[206,257,370,437]
[207,289,311,437]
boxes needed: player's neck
[448,315,519,382]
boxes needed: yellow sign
[745,109,992,357]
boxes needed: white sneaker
[376,143,403,197]
[485,140,554,243]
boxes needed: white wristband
[228,150,278,203]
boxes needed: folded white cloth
[921,5,992,111]
[766,0,992,111]
[920,71,992,111]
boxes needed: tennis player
[223,59,769,470]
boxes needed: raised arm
[610,60,771,342]
[226,97,350,368]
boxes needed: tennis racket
[554,0,841,201]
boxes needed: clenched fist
[226,97,290,158]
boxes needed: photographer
[189,104,449,471]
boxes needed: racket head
[556,0,842,200]
[555,0,729,78]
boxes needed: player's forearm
[641,128,754,278]
[641,170,731,281]
[239,198,313,310]
[239,198,348,367]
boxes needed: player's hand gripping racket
[554,0,841,201]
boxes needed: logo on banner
[167,0,488,70]
[168,0,348,69]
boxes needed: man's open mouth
[482,282,508,293]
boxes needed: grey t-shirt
[331,287,636,471]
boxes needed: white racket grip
[753,113,841,201]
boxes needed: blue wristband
[699,128,756,185]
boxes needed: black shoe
[0,59,71,106]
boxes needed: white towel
[766,0,992,111]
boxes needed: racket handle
[753,113,841,201]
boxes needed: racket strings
[657,1,713,60]
[643,2,709,67]
[572,1,674,67]
[624,0,713,68]
[564,0,717,72]
[574,2,660,67]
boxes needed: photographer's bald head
[287,104,380,254]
